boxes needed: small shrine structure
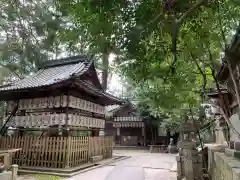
[105,102,145,146]
[204,89,230,145]
[215,27,240,150]
[0,55,122,171]
[204,28,240,180]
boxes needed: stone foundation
[208,144,240,180]
[0,165,18,180]
[215,126,228,145]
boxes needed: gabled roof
[205,88,229,97]
[105,104,120,112]
[0,55,123,105]
[0,55,90,91]
[39,55,90,69]
[105,102,138,117]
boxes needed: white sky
[107,54,124,96]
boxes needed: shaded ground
[64,150,177,180]
[18,150,177,180]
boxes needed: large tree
[1,0,240,127]
[55,0,240,128]
[0,0,91,77]
[56,0,132,90]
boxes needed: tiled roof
[105,105,120,117]
[205,88,228,96]
[39,55,90,69]
[0,55,91,92]
[216,27,240,82]
[105,102,137,117]
[105,105,120,112]
[75,80,123,103]
[0,55,123,104]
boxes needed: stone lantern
[176,120,203,180]
[206,90,229,116]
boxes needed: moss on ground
[34,174,62,180]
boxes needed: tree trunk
[226,58,240,109]
[102,52,109,91]
[150,124,154,145]
[167,129,171,145]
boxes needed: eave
[216,28,240,82]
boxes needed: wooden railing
[0,136,113,168]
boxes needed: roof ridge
[39,55,91,69]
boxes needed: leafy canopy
[1,0,240,128]
[53,0,240,128]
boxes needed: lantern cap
[179,120,200,133]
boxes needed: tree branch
[169,0,206,75]
[177,0,206,23]
[216,1,227,49]
[0,63,22,80]
[190,52,207,95]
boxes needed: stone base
[0,165,18,180]
[229,141,234,149]
[225,148,240,159]
[210,151,240,180]
[168,145,178,154]
[0,171,12,180]
[178,175,184,180]
[234,140,240,150]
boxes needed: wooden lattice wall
[0,136,113,168]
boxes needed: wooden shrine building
[0,55,122,170]
[105,103,146,146]
[212,27,240,147]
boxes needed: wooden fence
[0,136,113,168]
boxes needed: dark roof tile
[40,55,91,69]
[0,56,91,91]
[0,55,123,105]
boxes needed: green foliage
[1,0,240,129]
[56,0,133,89]
[119,0,240,125]
[1,0,56,74]
[0,0,90,80]
[34,174,61,180]
[53,0,240,129]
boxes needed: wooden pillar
[64,93,70,137]
[3,153,10,170]
[65,136,72,168]
[11,164,18,180]
[142,125,146,146]
[116,127,120,145]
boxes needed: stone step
[90,155,103,163]
[104,165,144,180]
[225,148,240,159]
[0,171,13,180]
